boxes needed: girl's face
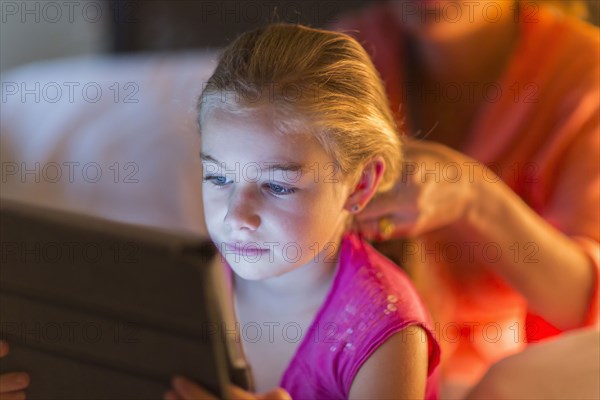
[200,109,354,281]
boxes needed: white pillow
[1,51,219,236]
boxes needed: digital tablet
[0,199,253,399]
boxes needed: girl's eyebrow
[262,162,304,173]
[200,152,304,172]
[199,152,219,163]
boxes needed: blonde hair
[197,23,403,193]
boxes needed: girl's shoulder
[280,232,440,398]
[331,231,437,343]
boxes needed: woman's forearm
[459,166,596,330]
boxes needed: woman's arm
[357,138,598,330]
[348,327,428,399]
[0,340,31,400]
[464,150,597,330]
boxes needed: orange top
[333,3,599,388]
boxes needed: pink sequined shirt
[274,231,441,399]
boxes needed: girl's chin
[228,262,278,281]
[228,260,299,282]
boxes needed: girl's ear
[345,156,385,213]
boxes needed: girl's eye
[203,175,230,186]
[266,182,297,195]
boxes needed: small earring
[351,204,360,213]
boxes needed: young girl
[0,23,440,400]
[164,23,440,400]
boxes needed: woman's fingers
[256,388,292,400]
[0,372,30,394]
[355,139,474,238]
[163,389,183,400]
[227,385,255,399]
[356,189,406,220]
[228,385,292,400]
[0,390,27,400]
[171,376,215,400]
[0,340,9,358]
[0,340,31,399]
[169,376,291,400]
[356,216,415,241]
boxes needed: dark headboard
[110,0,374,52]
[109,0,599,53]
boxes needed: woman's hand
[357,139,596,330]
[164,376,291,400]
[355,139,476,240]
[0,340,30,400]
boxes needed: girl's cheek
[202,188,226,204]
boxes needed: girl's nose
[224,186,261,231]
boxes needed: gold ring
[378,217,395,239]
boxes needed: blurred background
[1,3,598,399]
[1,0,373,72]
[2,0,598,73]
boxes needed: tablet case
[0,199,253,399]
